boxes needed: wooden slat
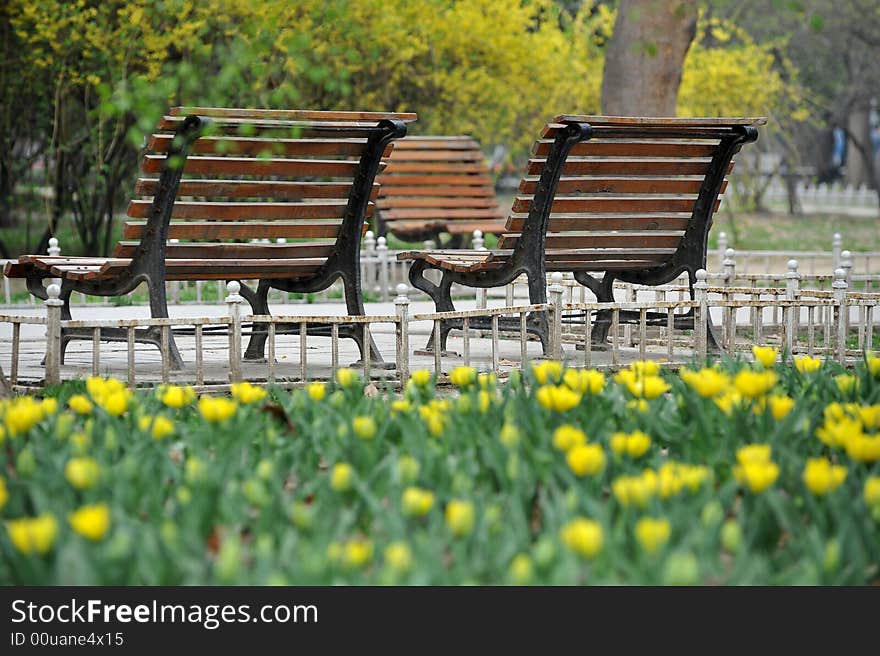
[383,150,483,162]
[533,140,718,158]
[158,121,396,139]
[374,184,494,197]
[553,114,767,126]
[148,134,384,157]
[528,159,727,176]
[376,197,500,209]
[64,259,329,282]
[382,208,504,220]
[498,233,683,249]
[382,162,486,174]
[113,241,336,259]
[511,197,715,214]
[122,220,347,240]
[444,220,508,235]
[169,107,418,121]
[126,200,365,220]
[520,177,727,195]
[3,261,33,278]
[392,138,480,150]
[135,179,378,199]
[142,155,359,177]
[378,174,493,186]
[506,216,691,232]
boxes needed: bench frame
[404,119,759,354]
[17,113,408,369]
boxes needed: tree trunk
[601,0,698,116]
[845,104,874,188]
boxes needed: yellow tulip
[635,517,671,554]
[566,444,606,477]
[560,517,603,559]
[802,457,847,496]
[69,504,110,541]
[752,345,778,368]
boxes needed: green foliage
[1,0,807,256]
[1,357,879,584]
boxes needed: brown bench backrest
[115,107,415,279]
[498,115,765,273]
[376,136,504,237]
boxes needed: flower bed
[2,349,879,585]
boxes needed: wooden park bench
[4,107,414,368]
[375,136,505,246]
[398,114,765,354]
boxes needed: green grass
[708,212,880,252]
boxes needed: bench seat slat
[382,162,487,174]
[112,241,336,260]
[167,107,418,121]
[507,216,691,232]
[528,158,733,176]
[380,208,505,220]
[121,220,363,240]
[376,197,500,209]
[373,185,495,198]
[382,150,484,162]
[534,140,718,158]
[142,155,364,177]
[512,197,720,214]
[499,233,684,250]
[135,179,379,200]
[147,134,390,158]
[126,200,370,220]
[521,177,727,195]
[392,137,481,150]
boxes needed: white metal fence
[2,266,877,391]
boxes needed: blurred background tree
[2,0,873,257]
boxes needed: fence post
[722,248,735,344]
[44,283,63,386]
[394,283,410,384]
[226,280,243,383]
[549,272,564,361]
[363,230,376,294]
[694,269,709,361]
[832,233,842,270]
[784,259,800,357]
[723,248,736,285]
[472,230,484,251]
[717,232,727,271]
[840,250,853,336]
[475,237,488,309]
[377,236,389,302]
[833,268,848,364]
[48,237,61,288]
[840,249,853,286]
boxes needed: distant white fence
[763,179,879,213]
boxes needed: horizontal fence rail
[2,270,879,392]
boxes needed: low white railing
[2,267,878,391]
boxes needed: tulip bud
[721,520,742,554]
